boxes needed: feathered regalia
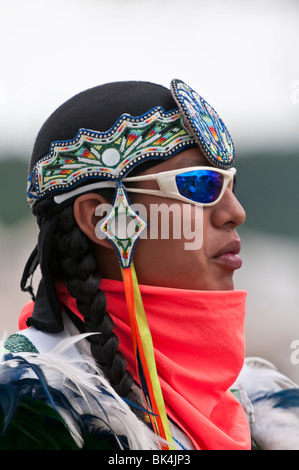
[1,79,299,450]
[0,333,163,450]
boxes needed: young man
[1,79,298,450]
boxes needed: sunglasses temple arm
[123,187,164,197]
[123,174,157,183]
[123,174,163,196]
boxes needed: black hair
[37,197,142,409]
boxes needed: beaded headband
[27,106,196,209]
[27,79,235,210]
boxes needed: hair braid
[46,203,141,408]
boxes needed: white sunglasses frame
[123,166,237,207]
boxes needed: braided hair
[35,197,141,409]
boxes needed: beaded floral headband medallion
[170,79,234,169]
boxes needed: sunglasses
[123,166,237,207]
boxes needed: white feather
[233,356,299,450]
[234,356,298,399]
[0,334,164,450]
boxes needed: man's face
[129,147,246,291]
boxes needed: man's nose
[212,187,246,229]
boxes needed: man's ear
[73,193,113,249]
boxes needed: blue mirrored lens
[175,170,223,203]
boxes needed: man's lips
[213,239,242,269]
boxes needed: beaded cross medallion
[96,185,147,268]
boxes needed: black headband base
[21,209,65,333]
[26,279,64,333]
[20,244,39,301]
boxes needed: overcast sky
[0,0,298,158]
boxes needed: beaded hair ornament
[26,79,235,448]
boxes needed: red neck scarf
[55,280,251,450]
